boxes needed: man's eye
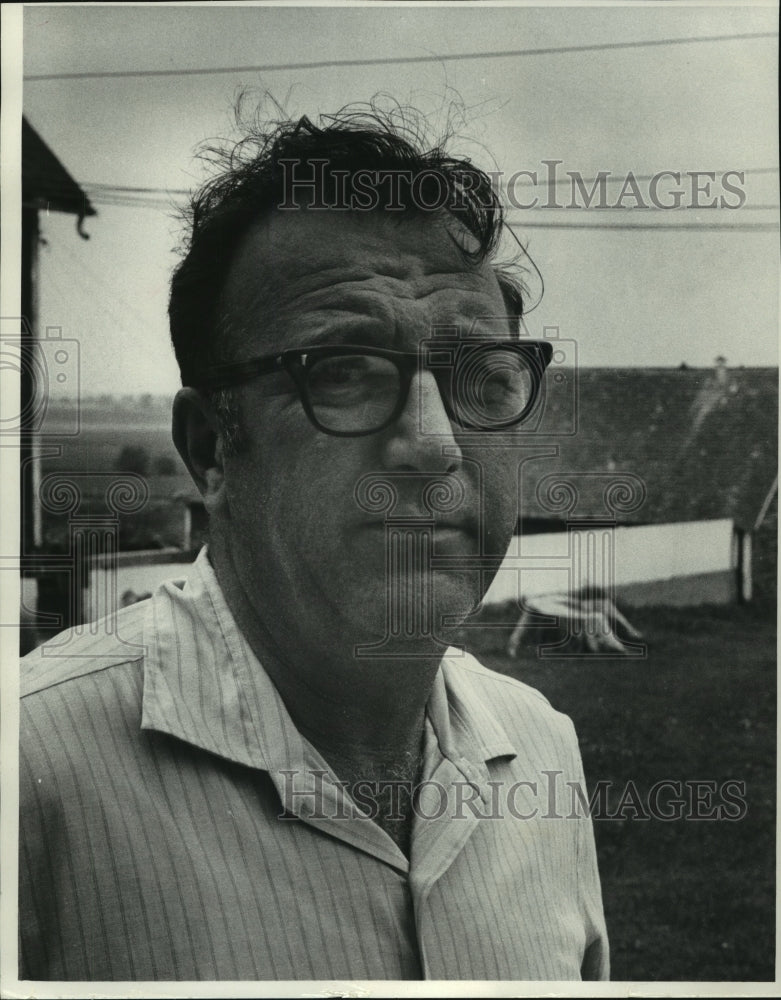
[448,347,535,423]
[320,359,365,382]
[306,355,398,404]
[309,356,371,388]
[462,349,528,387]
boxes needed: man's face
[216,209,520,653]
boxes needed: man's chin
[336,572,480,656]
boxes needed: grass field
[456,599,777,981]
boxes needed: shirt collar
[427,651,518,782]
[141,548,518,776]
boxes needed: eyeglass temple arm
[181,355,284,391]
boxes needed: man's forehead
[220,209,504,328]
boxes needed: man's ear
[172,388,226,512]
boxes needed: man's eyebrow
[289,317,388,349]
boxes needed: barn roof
[22,117,96,218]
[520,364,778,530]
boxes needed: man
[19,107,609,981]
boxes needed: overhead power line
[23,31,776,81]
[507,220,779,232]
[83,195,779,214]
[80,166,780,198]
[506,205,780,213]
[84,182,190,196]
[35,195,777,229]
[499,167,780,188]
[79,187,780,215]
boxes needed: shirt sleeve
[573,756,610,981]
[18,721,56,980]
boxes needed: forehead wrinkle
[254,267,499,330]
[272,253,488,300]
[219,210,505,353]
[226,274,505,356]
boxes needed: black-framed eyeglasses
[184,339,553,437]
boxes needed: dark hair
[169,103,529,451]
[172,104,528,368]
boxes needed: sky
[7,2,780,397]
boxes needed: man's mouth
[358,517,477,550]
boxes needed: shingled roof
[22,117,95,218]
[520,365,778,530]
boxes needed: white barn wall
[77,519,736,619]
[482,518,735,605]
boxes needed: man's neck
[208,540,443,772]
[318,736,425,857]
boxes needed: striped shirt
[20,548,609,982]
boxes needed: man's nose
[380,370,463,473]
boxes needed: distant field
[41,402,183,478]
[457,600,776,981]
[49,425,178,468]
[38,402,191,549]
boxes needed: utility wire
[80,191,781,218]
[35,196,778,228]
[84,196,780,213]
[24,31,777,81]
[84,183,191,196]
[81,183,780,214]
[77,191,781,216]
[498,166,780,188]
[79,166,781,199]
[47,183,781,218]
[506,220,779,232]
[506,205,780,213]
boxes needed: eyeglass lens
[306,354,401,432]
[304,346,536,433]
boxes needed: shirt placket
[407,744,494,978]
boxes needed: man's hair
[169,102,527,451]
